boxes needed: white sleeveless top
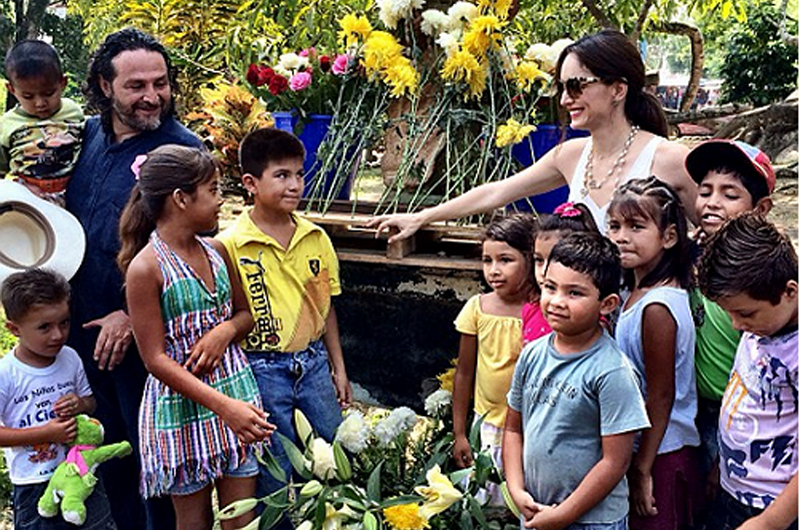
[568,135,664,231]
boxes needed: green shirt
[691,288,741,401]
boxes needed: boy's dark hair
[1,268,71,322]
[84,28,177,132]
[703,163,769,205]
[547,232,622,299]
[5,40,63,83]
[239,127,306,178]
[698,213,797,305]
[608,176,693,290]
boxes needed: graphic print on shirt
[239,252,282,351]
[13,380,77,469]
[720,352,798,507]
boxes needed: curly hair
[83,28,177,132]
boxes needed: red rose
[319,56,331,73]
[246,64,261,86]
[268,74,289,95]
[258,66,275,86]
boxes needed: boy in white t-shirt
[0,269,116,529]
[698,214,798,530]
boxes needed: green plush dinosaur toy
[37,414,132,525]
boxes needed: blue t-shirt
[65,116,202,358]
[616,286,700,453]
[507,332,650,524]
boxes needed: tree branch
[631,0,657,42]
[579,0,617,30]
[651,21,703,112]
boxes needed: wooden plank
[337,249,482,271]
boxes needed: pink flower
[332,54,350,75]
[299,47,316,58]
[289,71,313,91]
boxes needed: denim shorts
[168,450,259,497]
[14,479,117,530]
[522,516,627,530]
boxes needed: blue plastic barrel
[272,112,352,200]
[509,125,589,213]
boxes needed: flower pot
[509,125,590,213]
[272,111,354,201]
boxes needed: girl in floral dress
[118,145,275,530]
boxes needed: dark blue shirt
[65,116,201,353]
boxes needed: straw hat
[0,180,86,284]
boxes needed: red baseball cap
[685,140,775,194]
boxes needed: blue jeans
[248,340,342,529]
[704,489,798,530]
[14,479,117,530]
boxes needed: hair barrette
[553,202,582,218]
[130,154,148,181]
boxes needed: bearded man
[65,28,202,530]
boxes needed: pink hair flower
[289,71,312,91]
[130,154,148,181]
[332,54,350,76]
[553,202,582,217]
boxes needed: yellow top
[218,211,340,353]
[454,294,523,428]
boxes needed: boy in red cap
[684,140,776,513]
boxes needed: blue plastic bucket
[509,125,589,213]
[272,112,352,200]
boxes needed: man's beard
[111,96,174,132]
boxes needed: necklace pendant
[581,186,589,198]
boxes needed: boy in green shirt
[685,139,774,503]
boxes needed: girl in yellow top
[452,213,540,504]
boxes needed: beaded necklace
[581,125,640,198]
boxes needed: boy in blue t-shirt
[504,233,650,530]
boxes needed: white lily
[415,464,463,519]
[311,437,337,480]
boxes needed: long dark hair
[117,145,218,273]
[608,176,693,290]
[84,28,177,132]
[555,30,668,137]
[482,212,538,292]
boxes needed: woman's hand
[366,212,425,244]
[452,434,474,468]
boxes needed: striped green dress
[139,232,262,498]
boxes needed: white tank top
[568,135,664,231]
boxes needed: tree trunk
[651,21,703,113]
[15,0,51,40]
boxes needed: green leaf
[459,508,474,530]
[468,414,485,449]
[275,432,312,480]
[467,494,488,527]
[367,461,383,502]
[333,441,353,481]
[378,495,422,508]
[448,467,473,486]
[363,511,378,530]
[256,447,287,484]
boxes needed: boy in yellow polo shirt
[218,128,351,522]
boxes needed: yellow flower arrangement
[338,14,373,47]
[515,60,550,93]
[496,118,538,147]
[441,48,487,100]
[383,504,430,530]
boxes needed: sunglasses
[556,76,603,98]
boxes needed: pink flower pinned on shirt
[131,154,148,181]
[289,71,313,91]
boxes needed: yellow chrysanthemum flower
[436,363,456,393]
[493,0,513,18]
[496,118,537,148]
[363,31,404,77]
[462,17,503,58]
[384,58,419,98]
[383,503,430,530]
[441,49,487,99]
[515,61,550,92]
[338,14,373,47]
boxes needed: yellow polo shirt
[217,211,340,353]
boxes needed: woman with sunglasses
[369,30,697,240]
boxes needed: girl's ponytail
[117,184,155,274]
